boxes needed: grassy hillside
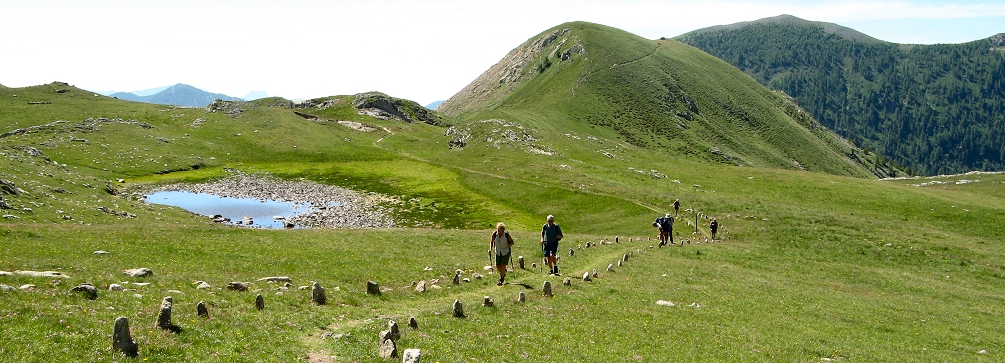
[1,28,1004,363]
[677,15,1005,175]
[441,22,900,178]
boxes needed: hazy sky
[2,0,1003,105]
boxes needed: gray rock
[112,317,138,357]
[518,256,525,269]
[156,296,174,331]
[452,299,465,318]
[167,290,182,294]
[0,284,14,292]
[19,284,35,290]
[15,270,68,278]
[195,281,211,289]
[311,282,326,305]
[462,278,471,283]
[366,281,381,296]
[197,301,209,318]
[402,348,421,363]
[472,273,483,280]
[379,338,398,359]
[618,260,623,267]
[388,320,401,341]
[542,281,553,297]
[607,264,614,272]
[71,283,98,300]
[124,268,153,278]
[623,254,629,262]
[379,330,393,342]
[569,249,575,257]
[256,276,291,283]
[531,263,537,269]
[0,271,10,276]
[592,269,598,278]
[582,272,592,282]
[255,294,264,310]
[414,280,426,293]
[0,179,20,196]
[615,236,619,243]
[408,316,418,330]
[562,277,571,286]
[109,284,125,291]
[585,242,591,248]
[227,282,250,291]
[452,271,460,285]
[93,250,111,255]
[482,296,493,307]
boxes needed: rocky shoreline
[135,170,395,229]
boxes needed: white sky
[2,0,1003,105]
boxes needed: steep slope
[677,15,1005,175]
[441,22,896,178]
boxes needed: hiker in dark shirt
[653,213,674,245]
[710,218,719,240]
[673,199,680,216]
[541,215,563,275]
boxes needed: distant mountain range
[425,100,443,110]
[109,84,242,107]
[677,14,1005,175]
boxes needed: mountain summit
[111,83,240,107]
[442,22,896,178]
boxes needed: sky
[2,0,1003,106]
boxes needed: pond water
[145,191,313,229]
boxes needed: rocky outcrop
[352,92,443,126]
[205,99,247,117]
[990,33,1005,48]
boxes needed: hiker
[541,215,563,275]
[653,213,674,245]
[489,222,515,286]
[710,218,719,240]
[673,199,680,216]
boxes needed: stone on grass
[71,283,98,300]
[607,264,614,272]
[408,316,418,330]
[379,338,398,359]
[367,281,381,296]
[562,277,572,286]
[582,272,592,282]
[256,276,291,283]
[312,282,326,305]
[472,273,482,280]
[531,263,537,269]
[112,317,138,357]
[656,300,675,307]
[388,320,401,341]
[255,294,264,310]
[0,284,14,292]
[482,296,493,307]
[124,268,153,278]
[462,278,471,283]
[592,269,598,278]
[402,348,421,363]
[197,301,209,317]
[623,254,629,262]
[0,271,10,276]
[585,242,591,248]
[518,256,525,269]
[156,296,180,332]
[618,260,623,267]
[542,281,553,297]
[109,284,125,291]
[414,280,427,293]
[452,299,465,318]
[452,271,460,285]
[569,249,575,257]
[227,282,250,291]
[379,330,393,342]
[517,291,526,302]
[93,250,110,255]
[19,284,35,290]
[195,281,211,289]
[15,270,68,278]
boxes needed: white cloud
[1,0,1002,105]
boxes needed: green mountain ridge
[685,14,883,43]
[442,22,899,178]
[676,15,1005,175]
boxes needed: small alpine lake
[145,191,321,228]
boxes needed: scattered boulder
[0,271,10,276]
[0,284,14,292]
[227,282,250,291]
[582,272,592,282]
[124,268,153,278]
[482,296,494,307]
[542,281,553,297]
[19,284,35,290]
[366,281,381,296]
[656,300,675,307]
[379,330,394,343]
[569,249,575,257]
[623,254,629,262]
[607,264,614,272]
[452,299,465,318]
[408,316,418,330]
[71,283,98,300]
[312,282,327,305]
[256,276,291,283]
[414,280,427,293]
[379,338,398,359]
[0,179,20,196]
[472,273,483,280]
[255,294,265,310]
[452,271,460,285]
[592,269,599,278]
[562,277,572,286]
[112,317,138,357]
[518,256,525,269]
[388,320,401,342]
[402,348,421,363]
[531,263,537,269]
[197,301,209,318]
[15,270,68,278]
[618,260,623,267]
[517,291,526,302]
[156,296,180,333]
[195,281,211,289]
[93,250,111,255]
[108,284,125,291]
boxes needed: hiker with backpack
[489,222,515,285]
[673,199,680,216]
[541,215,563,275]
[653,213,674,245]
[710,218,719,240]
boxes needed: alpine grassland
[2,22,1004,363]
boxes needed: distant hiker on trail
[490,222,515,286]
[673,199,680,216]
[653,213,674,245]
[710,218,719,240]
[541,215,563,275]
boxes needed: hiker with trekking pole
[541,215,563,275]
[489,222,515,286]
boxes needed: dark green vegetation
[111,83,241,108]
[2,21,1004,362]
[677,15,1005,175]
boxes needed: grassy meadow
[2,68,1004,362]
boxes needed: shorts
[495,252,511,266]
[543,242,558,257]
